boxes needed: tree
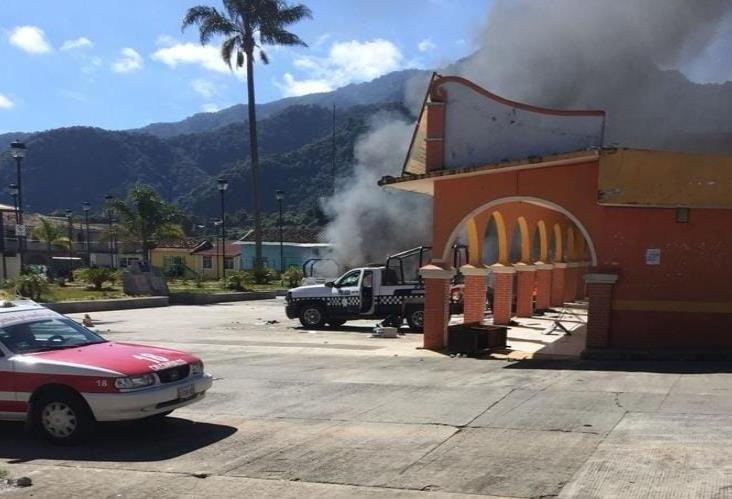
[32,217,71,252]
[109,186,184,261]
[183,0,312,269]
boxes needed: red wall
[432,160,732,349]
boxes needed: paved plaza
[1,299,731,498]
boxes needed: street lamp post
[104,195,116,269]
[275,190,284,273]
[10,141,26,270]
[65,209,74,281]
[218,178,228,278]
[82,201,91,266]
[8,184,19,275]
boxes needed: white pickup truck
[285,247,466,331]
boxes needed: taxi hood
[23,341,199,377]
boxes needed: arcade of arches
[380,74,732,354]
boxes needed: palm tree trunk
[245,51,263,271]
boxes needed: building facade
[381,74,732,353]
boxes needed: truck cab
[285,265,426,330]
[285,246,466,331]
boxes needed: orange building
[380,74,732,354]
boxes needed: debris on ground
[3,476,33,488]
[371,326,399,338]
[82,314,94,327]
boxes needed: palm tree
[32,217,71,253]
[108,186,184,261]
[183,0,312,270]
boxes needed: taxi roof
[0,299,47,314]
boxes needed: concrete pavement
[1,298,731,498]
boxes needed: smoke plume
[323,0,732,267]
[322,112,431,267]
[456,0,732,150]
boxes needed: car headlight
[190,361,204,376]
[114,374,155,390]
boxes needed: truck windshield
[0,318,107,354]
[336,270,361,287]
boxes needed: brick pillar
[564,263,579,304]
[534,263,553,311]
[514,263,536,318]
[460,264,489,324]
[420,265,455,350]
[490,264,516,325]
[550,263,568,307]
[584,273,619,349]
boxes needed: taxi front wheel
[32,391,95,445]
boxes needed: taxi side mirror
[325,281,335,288]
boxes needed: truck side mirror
[325,281,335,288]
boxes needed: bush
[225,271,254,292]
[14,274,49,301]
[253,266,276,284]
[282,267,304,288]
[74,267,120,291]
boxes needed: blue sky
[0,0,490,133]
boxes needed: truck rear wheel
[406,307,424,332]
[299,303,327,329]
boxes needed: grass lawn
[42,283,127,303]
[167,279,286,294]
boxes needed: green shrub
[74,267,120,291]
[14,274,50,301]
[225,271,254,292]
[282,267,304,288]
[253,267,276,284]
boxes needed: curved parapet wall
[437,76,605,169]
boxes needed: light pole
[276,190,284,273]
[8,184,18,226]
[104,195,116,268]
[10,141,26,270]
[82,201,91,266]
[218,178,228,278]
[65,209,74,281]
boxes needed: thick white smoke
[323,0,732,267]
[322,112,431,267]
[456,0,732,150]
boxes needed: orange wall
[432,160,732,347]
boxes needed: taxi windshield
[0,318,107,354]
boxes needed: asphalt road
[1,298,731,498]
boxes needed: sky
[0,0,490,133]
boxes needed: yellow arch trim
[536,220,548,262]
[493,211,509,265]
[566,226,576,261]
[516,216,531,263]
[553,223,563,262]
[465,217,481,266]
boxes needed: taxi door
[0,341,20,417]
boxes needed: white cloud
[60,36,93,51]
[202,103,220,113]
[8,25,52,54]
[0,94,14,109]
[112,48,143,73]
[152,40,244,78]
[277,73,333,97]
[60,89,89,103]
[276,39,406,97]
[417,38,436,53]
[82,56,103,74]
[191,78,220,99]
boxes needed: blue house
[237,241,332,271]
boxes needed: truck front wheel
[406,307,424,332]
[299,303,327,329]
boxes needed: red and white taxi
[0,300,213,443]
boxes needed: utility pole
[332,103,336,195]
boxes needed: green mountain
[0,102,411,219]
